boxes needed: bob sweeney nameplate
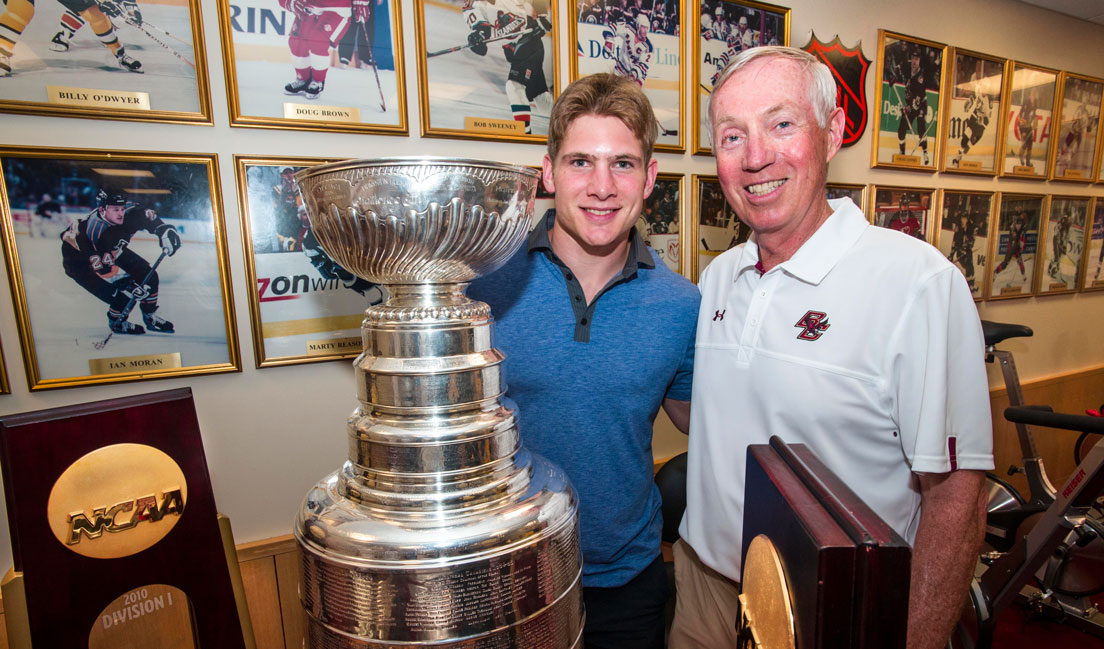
[0,388,247,648]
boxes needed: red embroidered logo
[795,311,830,341]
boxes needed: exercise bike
[951,321,1104,648]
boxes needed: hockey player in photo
[602,12,653,86]
[1047,209,1073,280]
[48,0,141,53]
[61,190,181,335]
[948,210,980,291]
[1015,89,1039,168]
[273,167,307,251]
[463,0,553,135]
[895,48,931,165]
[1058,99,1091,170]
[280,0,352,100]
[994,211,1029,282]
[886,196,924,240]
[33,193,63,238]
[951,78,992,168]
[0,0,142,76]
[337,0,375,69]
[302,228,381,301]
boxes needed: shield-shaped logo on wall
[802,34,870,147]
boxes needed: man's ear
[542,153,556,194]
[825,106,845,163]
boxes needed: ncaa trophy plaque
[293,159,584,648]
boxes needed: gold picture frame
[1048,71,1104,183]
[692,0,791,156]
[934,190,995,301]
[825,182,867,212]
[691,174,748,280]
[870,30,947,171]
[414,0,560,143]
[1084,198,1104,291]
[638,173,686,275]
[216,0,408,135]
[0,0,212,125]
[0,147,240,390]
[939,48,1005,176]
[570,1,686,152]
[997,61,1059,179]
[234,155,385,368]
[868,185,936,243]
[0,337,8,395]
[1036,195,1091,295]
[988,193,1046,301]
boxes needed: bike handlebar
[1004,406,1104,435]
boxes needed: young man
[671,47,992,649]
[468,73,699,649]
[61,190,180,334]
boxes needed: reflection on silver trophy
[294,158,584,648]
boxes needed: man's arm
[906,468,987,649]
[662,398,690,434]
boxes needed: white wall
[0,0,1102,572]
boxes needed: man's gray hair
[708,46,838,131]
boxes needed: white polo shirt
[680,198,994,582]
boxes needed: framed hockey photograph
[1036,195,1090,295]
[0,147,240,391]
[216,0,407,135]
[0,0,212,124]
[414,0,559,143]
[692,0,790,155]
[1084,198,1104,291]
[998,62,1058,179]
[935,190,993,300]
[637,173,684,274]
[1048,72,1104,182]
[570,1,684,152]
[826,182,867,212]
[871,31,947,171]
[939,48,1005,175]
[988,193,1045,300]
[235,155,385,368]
[869,185,935,243]
[691,174,748,280]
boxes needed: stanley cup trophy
[293,158,584,648]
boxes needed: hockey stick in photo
[426,28,537,58]
[368,55,386,112]
[92,250,168,351]
[656,119,678,137]
[119,14,195,68]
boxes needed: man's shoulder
[854,225,957,282]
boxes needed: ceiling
[1018,0,1104,24]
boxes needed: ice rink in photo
[1,1,201,112]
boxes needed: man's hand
[122,0,142,25]
[97,0,122,18]
[467,21,491,56]
[155,224,182,256]
[907,469,987,649]
[119,279,150,301]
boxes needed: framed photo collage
[0,1,1102,391]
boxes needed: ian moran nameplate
[0,388,249,648]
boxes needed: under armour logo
[795,310,830,341]
[713,309,726,321]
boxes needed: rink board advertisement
[0,149,240,390]
[1086,200,1104,292]
[870,186,934,243]
[0,0,211,124]
[1037,196,1090,294]
[939,49,1005,175]
[871,31,947,171]
[571,1,684,151]
[236,157,384,368]
[691,174,748,281]
[217,0,407,134]
[692,0,790,155]
[935,191,993,301]
[415,0,559,143]
[1048,72,1104,182]
[998,62,1058,179]
[989,194,1044,300]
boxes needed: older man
[670,47,993,649]
[469,73,698,649]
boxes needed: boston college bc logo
[795,310,831,341]
[802,34,871,148]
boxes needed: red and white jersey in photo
[606,21,653,83]
[463,0,537,37]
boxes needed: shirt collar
[735,197,867,285]
[528,208,655,277]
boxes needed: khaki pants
[668,539,743,649]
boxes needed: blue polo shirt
[468,211,699,588]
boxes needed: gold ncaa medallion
[736,534,796,649]
[47,443,188,559]
[88,584,196,649]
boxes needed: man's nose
[742,131,774,172]
[588,165,615,199]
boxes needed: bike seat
[982,320,1033,346]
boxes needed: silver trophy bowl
[293,158,583,648]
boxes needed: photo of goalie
[0,152,237,387]
[0,0,206,118]
[237,158,385,367]
[871,186,933,243]
[936,191,992,299]
[941,50,1004,174]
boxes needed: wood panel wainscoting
[0,365,1100,649]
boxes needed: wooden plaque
[0,388,250,648]
[743,437,912,649]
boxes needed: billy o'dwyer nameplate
[0,388,252,648]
